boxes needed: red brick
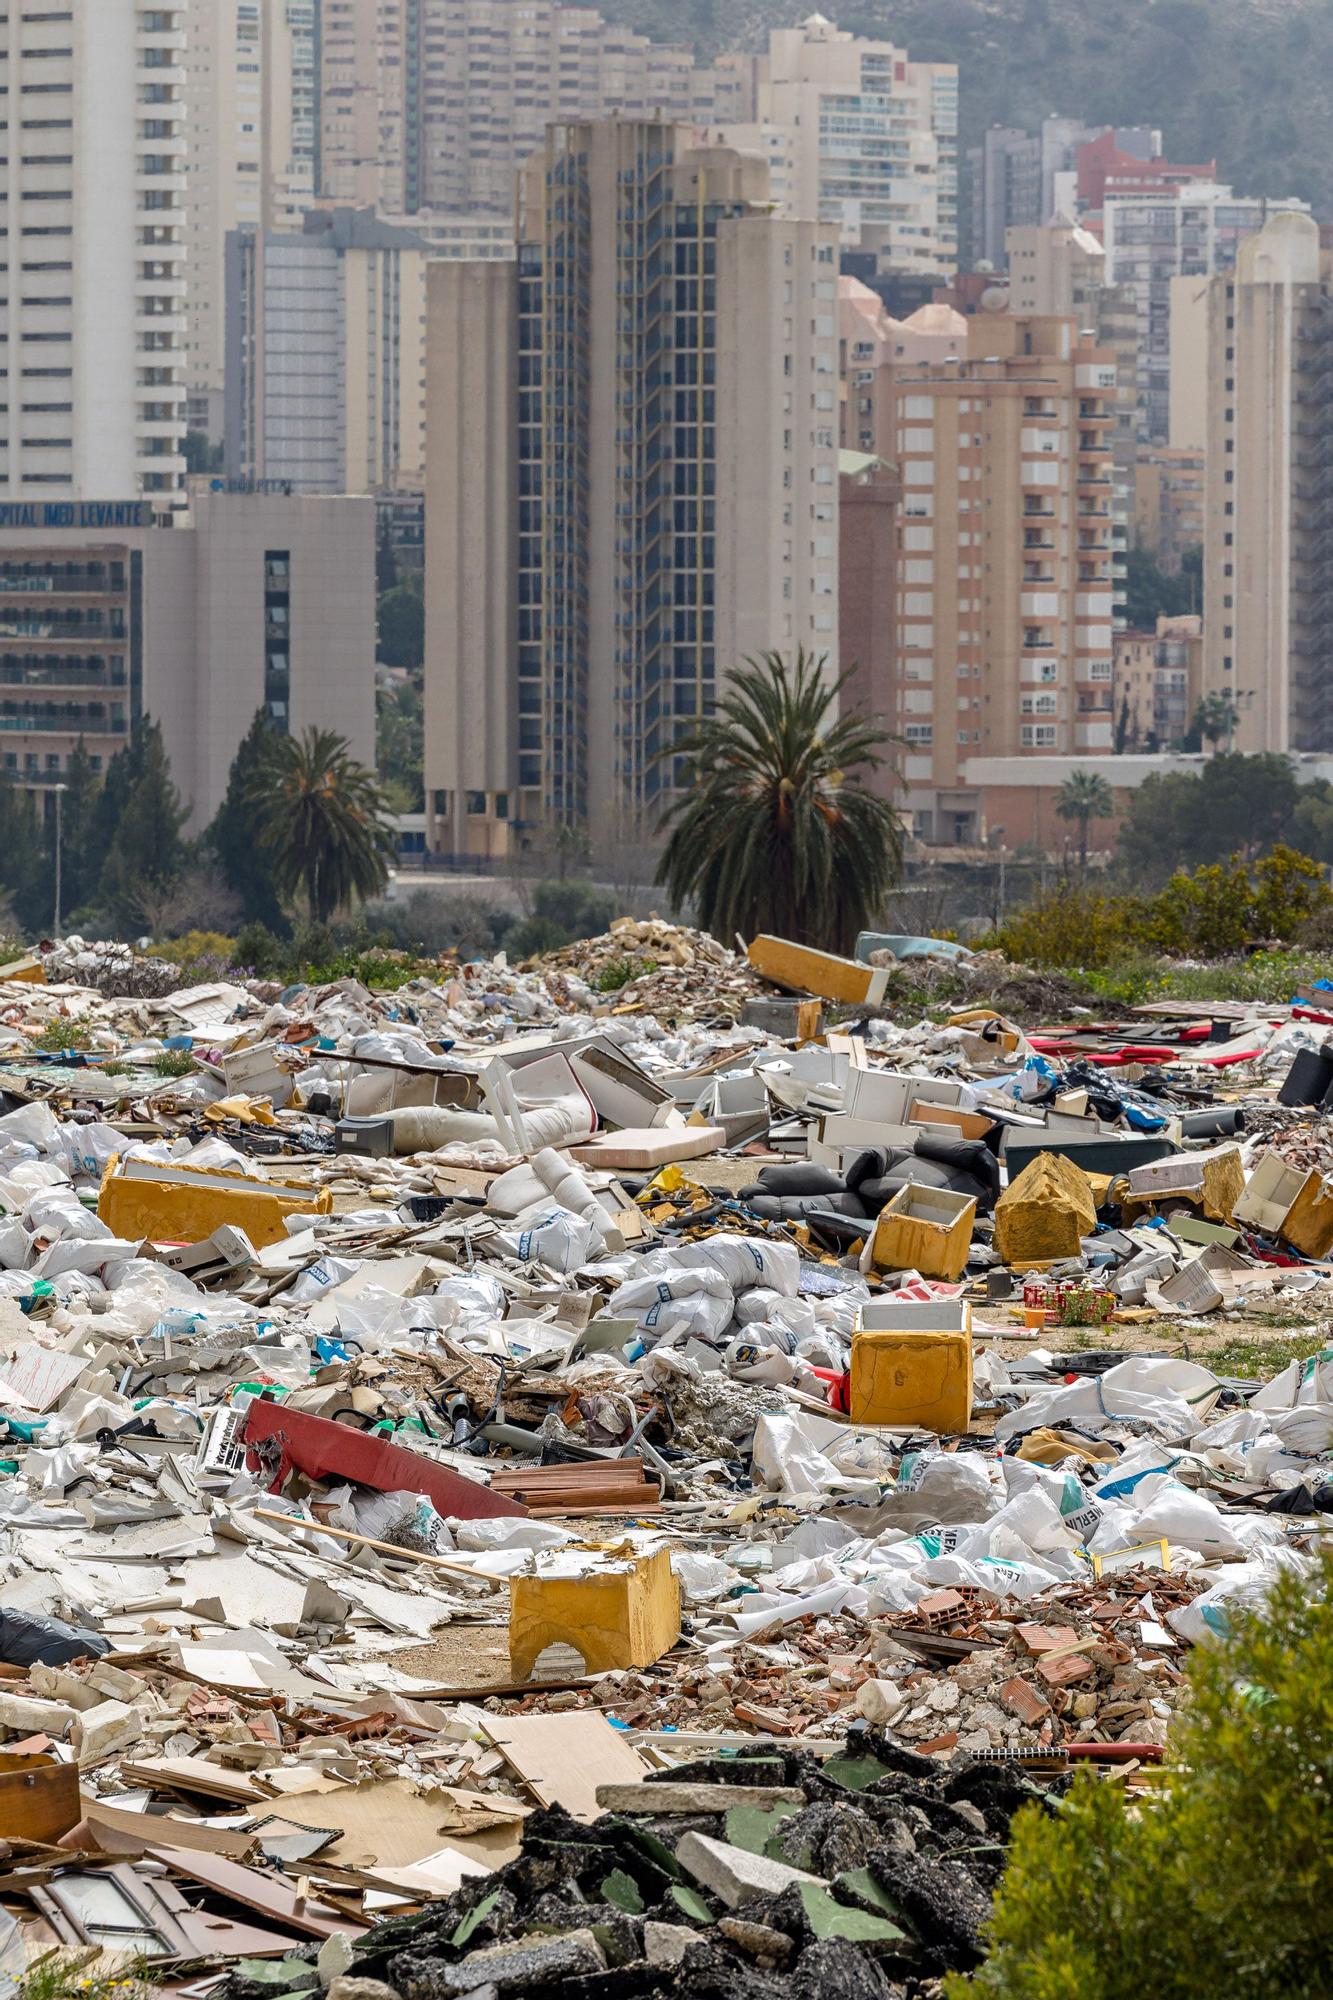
[999,1676,1053,1727]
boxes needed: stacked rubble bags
[338,1739,1048,1997]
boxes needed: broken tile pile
[0,924,1328,1985]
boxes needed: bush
[232,920,287,979]
[950,1553,1333,1999]
[508,879,616,959]
[594,953,656,991]
[986,846,1333,969]
[151,930,237,968]
[370,888,515,959]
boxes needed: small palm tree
[1194,691,1240,754]
[1055,768,1115,871]
[654,648,902,954]
[245,726,396,923]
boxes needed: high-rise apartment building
[312,0,747,221]
[1005,219,1139,544]
[316,0,407,212]
[1074,129,1214,236]
[0,1,188,504]
[1103,183,1310,442]
[1201,212,1333,754]
[185,0,320,441]
[1135,445,1205,570]
[839,278,965,459]
[969,128,1041,269]
[967,119,1159,268]
[225,208,429,495]
[1114,614,1202,751]
[0,489,373,821]
[778,17,956,267]
[721,16,957,274]
[425,122,841,862]
[890,315,1119,843]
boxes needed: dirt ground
[982,1302,1333,1376]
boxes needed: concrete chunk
[597,1782,806,1815]
[675,1830,823,1910]
[642,1923,696,1968]
[438,1931,606,1994]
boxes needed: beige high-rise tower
[889,315,1119,844]
[1201,211,1333,753]
[0,0,188,503]
[716,16,958,274]
[185,0,319,441]
[225,208,429,495]
[424,122,842,862]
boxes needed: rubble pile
[0,924,1328,1983]
[534,919,772,1023]
[339,1734,1048,1998]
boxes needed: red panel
[241,1399,528,1520]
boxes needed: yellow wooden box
[509,1543,681,1680]
[849,1320,974,1433]
[98,1154,331,1249]
[871,1182,976,1280]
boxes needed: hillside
[603,0,1333,220]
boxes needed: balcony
[0,620,124,643]
[0,572,124,598]
[0,710,126,736]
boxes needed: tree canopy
[244,726,396,924]
[655,648,903,954]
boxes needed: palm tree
[1055,768,1115,871]
[1193,692,1240,754]
[654,648,902,954]
[245,726,396,923]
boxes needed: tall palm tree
[1055,768,1115,871]
[245,726,396,923]
[654,648,902,954]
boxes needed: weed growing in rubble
[953,1552,1333,1999]
[17,1954,153,2000]
[150,1049,197,1078]
[1204,1331,1331,1379]
[31,1019,93,1053]
[594,954,656,992]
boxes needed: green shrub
[986,846,1333,970]
[949,1554,1333,1999]
[151,929,236,967]
[232,920,287,978]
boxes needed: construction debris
[0,923,1329,1985]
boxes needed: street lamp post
[51,783,68,939]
